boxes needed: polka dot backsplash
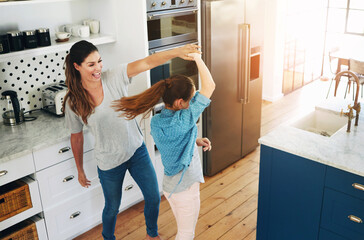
[0,51,68,117]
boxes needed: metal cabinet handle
[348,215,363,224]
[352,183,364,191]
[124,184,134,191]
[70,211,81,219]
[0,170,8,177]
[63,175,75,182]
[58,146,71,154]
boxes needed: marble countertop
[0,111,71,163]
[259,99,364,177]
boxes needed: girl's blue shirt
[150,92,211,193]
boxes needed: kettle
[1,90,24,126]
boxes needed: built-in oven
[149,41,199,90]
[147,0,198,49]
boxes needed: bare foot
[146,234,163,240]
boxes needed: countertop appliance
[41,82,67,116]
[202,0,262,176]
[1,90,24,126]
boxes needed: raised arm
[189,53,215,99]
[126,44,201,78]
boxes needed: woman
[112,53,215,239]
[63,40,200,240]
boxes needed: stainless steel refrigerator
[202,0,262,176]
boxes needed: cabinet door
[0,154,34,186]
[43,186,104,240]
[319,228,347,240]
[35,150,99,210]
[321,188,364,239]
[257,145,326,240]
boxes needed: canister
[36,28,51,47]
[0,34,10,54]
[23,30,38,49]
[7,31,24,51]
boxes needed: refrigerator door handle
[238,23,251,104]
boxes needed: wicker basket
[0,180,32,222]
[0,219,38,240]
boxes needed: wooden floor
[75,79,359,240]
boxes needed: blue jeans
[97,143,160,240]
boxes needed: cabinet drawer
[43,186,104,240]
[35,150,99,210]
[33,131,95,171]
[0,154,34,186]
[326,166,364,201]
[321,188,364,239]
[319,228,347,240]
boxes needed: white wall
[262,0,287,102]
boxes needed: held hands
[177,44,201,61]
[78,171,91,188]
[196,137,212,152]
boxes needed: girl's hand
[196,137,212,151]
[78,171,91,188]
[177,44,201,61]
[187,52,202,61]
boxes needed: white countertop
[0,111,71,163]
[259,99,364,177]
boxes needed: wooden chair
[348,58,364,98]
[326,48,348,98]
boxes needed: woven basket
[0,219,38,240]
[0,180,32,222]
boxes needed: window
[327,0,364,35]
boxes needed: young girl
[112,52,215,239]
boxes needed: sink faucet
[335,71,361,132]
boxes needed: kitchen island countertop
[259,99,364,177]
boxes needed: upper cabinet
[0,0,117,62]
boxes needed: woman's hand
[196,137,212,151]
[177,44,201,61]
[78,171,91,188]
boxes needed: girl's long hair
[112,75,195,120]
[62,40,98,124]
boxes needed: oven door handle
[147,8,198,20]
[149,41,199,54]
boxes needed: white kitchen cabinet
[33,131,95,171]
[43,185,105,240]
[0,177,42,231]
[35,150,98,211]
[0,153,34,186]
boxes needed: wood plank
[195,195,258,240]
[219,210,257,240]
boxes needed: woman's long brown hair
[112,75,195,120]
[62,40,98,124]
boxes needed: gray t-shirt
[163,143,204,194]
[64,63,143,170]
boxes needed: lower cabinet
[257,145,364,240]
[0,177,42,231]
[321,188,364,239]
[43,186,104,240]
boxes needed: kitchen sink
[290,110,347,137]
